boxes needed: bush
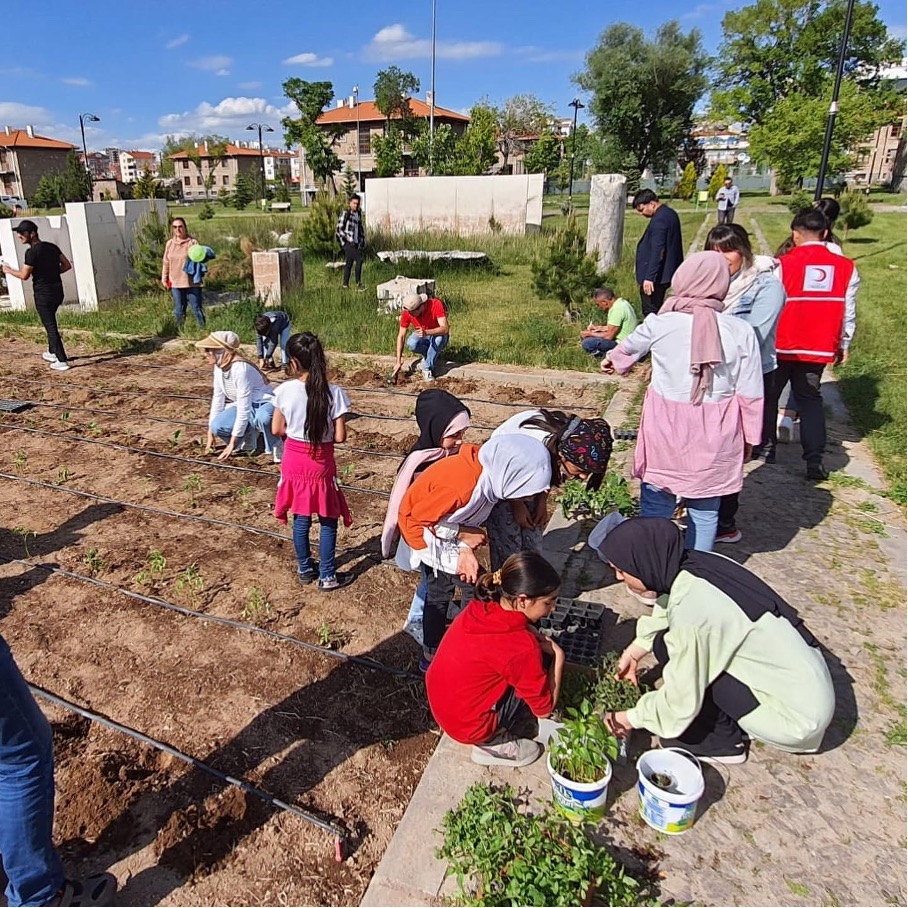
[707,163,728,200]
[298,190,345,257]
[675,161,698,201]
[0,204,13,219]
[838,188,874,241]
[204,242,253,291]
[787,189,813,215]
[198,203,215,221]
[128,209,169,293]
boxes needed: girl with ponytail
[272,333,354,591]
[425,551,565,768]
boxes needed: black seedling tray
[612,427,638,440]
[538,597,604,667]
[0,399,31,413]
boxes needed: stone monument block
[252,247,304,306]
[586,174,627,273]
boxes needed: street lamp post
[429,0,437,175]
[814,0,857,200]
[567,99,584,208]
[79,113,100,199]
[246,122,274,204]
[353,84,362,191]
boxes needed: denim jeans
[640,482,721,552]
[407,333,449,374]
[580,336,618,357]
[0,635,65,908]
[171,286,205,329]
[259,325,292,366]
[293,514,339,581]
[210,400,278,453]
[406,577,427,626]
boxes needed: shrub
[787,189,813,215]
[707,163,728,200]
[675,161,698,201]
[0,203,12,219]
[198,203,215,221]
[531,212,600,321]
[838,188,874,241]
[298,190,345,257]
[128,209,169,293]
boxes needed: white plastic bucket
[546,750,613,822]
[636,747,704,834]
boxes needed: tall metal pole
[429,0,437,175]
[246,123,273,204]
[79,113,99,200]
[353,85,362,191]
[814,0,857,200]
[567,99,583,206]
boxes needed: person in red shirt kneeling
[426,551,565,768]
[394,292,450,382]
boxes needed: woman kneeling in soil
[196,331,280,462]
[426,552,565,768]
[397,434,551,671]
[599,518,835,764]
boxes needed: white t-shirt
[273,380,350,442]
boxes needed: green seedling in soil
[236,485,254,512]
[13,450,27,474]
[175,564,205,599]
[558,653,643,717]
[339,463,355,480]
[148,549,167,575]
[54,466,70,485]
[133,569,151,587]
[558,474,638,520]
[549,699,618,784]
[438,781,645,907]
[82,547,105,577]
[12,526,36,557]
[785,879,810,898]
[59,411,71,427]
[182,473,202,506]
[86,421,103,436]
[242,586,272,622]
[168,430,182,450]
[317,621,350,650]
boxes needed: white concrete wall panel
[0,216,78,311]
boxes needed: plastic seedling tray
[613,427,638,440]
[537,598,604,667]
[0,399,32,413]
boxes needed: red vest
[775,244,855,364]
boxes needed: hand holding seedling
[616,643,648,686]
[605,710,634,738]
[204,430,216,455]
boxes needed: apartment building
[0,125,77,200]
[263,149,293,183]
[169,142,262,199]
[119,150,159,183]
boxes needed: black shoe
[318,571,354,591]
[806,461,829,481]
[298,563,319,585]
[659,736,748,765]
[751,446,776,464]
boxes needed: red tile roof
[169,143,265,159]
[316,98,469,125]
[0,129,76,150]
[126,150,156,159]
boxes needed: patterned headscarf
[558,417,613,475]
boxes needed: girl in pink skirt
[272,333,354,591]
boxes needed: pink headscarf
[659,251,731,405]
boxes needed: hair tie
[492,570,502,585]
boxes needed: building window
[403,156,419,177]
[184,176,191,186]
[359,125,372,155]
[892,123,902,139]
[223,175,229,185]
[196,176,203,185]
[182,160,189,169]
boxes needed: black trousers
[488,686,539,744]
[420,563,456,655]
[717,206,736,225]
[35,290,67,363]
[342,243,363,286]
[765,361,826,463]
[640,282,669,318]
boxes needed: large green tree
[372,129,404,177]
[524,130,562,175]
[457,103,499,174]
[575,21,710,176]
[493,94,555,173]
[282,79,345,192]
[711,0,904,125]
[373,65,420,134]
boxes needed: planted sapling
[82,547,105,577]
[13,450,27,473]
[55,466,70,485]
[558,473,638,520]
[242,586,272,622]
[550,700,619,783]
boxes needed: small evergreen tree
[532,213,601,322]
[707,164,728,200]
[32,174,65,209]
[218,187,233,207]
[299,191,346,257]
[787,189,814,215]
[233,172,254,210]
[838,188,874,242]
[198,203,215,220]
[676,162,698,200]
[273,180,291,203]
[127,209,169,292]
[133,168,158,199]
[61,151,91,202]
[342,165,358,199]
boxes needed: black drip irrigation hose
[0,425,392,498]
[0,556,420,681]
[25,682,349,860]
[19,399,206,429]
[0,374,210,402]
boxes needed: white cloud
[238,80,263,89]
[365,23,502,62]
[216,68,230,77]
[0,101,57,127]
[283,52,334,67]
[681,2,719,18]
[166,34,190,49]
[158,96,296,133]
[515,46,584,64]
[61,76,92,86]
[188,55,233,73]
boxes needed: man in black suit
[633,189,684,317]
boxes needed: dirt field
[0,337,612,906]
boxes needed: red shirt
[426,599,553,745]
[399,297,446,332]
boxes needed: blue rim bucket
[636,747,704,834]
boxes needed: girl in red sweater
[426,552,565,768]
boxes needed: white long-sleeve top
[208,361,274,439]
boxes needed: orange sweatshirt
[161,236,199,288]
[399,444,483,550]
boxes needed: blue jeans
[581,336,618,357]
[406,577,427,626]
[210,400,278,453]
[0,635,65,908]
[406,333,449,374]
[171,286,205,329]
[293,514,339,581]
[259,325,292,366]
[640,482,720,552]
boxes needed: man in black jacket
[632,189,683,317]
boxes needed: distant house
[169,142,263,200]
[315,95,469,184]
[0,125,77,200]
[693,122,751,172]
[81,151,113,181]
[119,150,159,183]
[262,149,294,183]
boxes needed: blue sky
[2,0,905,152]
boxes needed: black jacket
[635,204,683,286]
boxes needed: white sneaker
[402,619,424,646]
[42,352,58,363]
[271,440,284,464]
[777,415,794,443]
[421,369,434,382]
[50,361,70,371]
[471,737,542,768]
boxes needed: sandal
[50,873,117,907]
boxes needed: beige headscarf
[195,330,270,381]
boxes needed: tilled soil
[0,337,611,907]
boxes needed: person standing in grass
[2,220,72,371]
[254,310,292,371]
[336,194,365,291]
[161,217,206,330]
[579,287,638,359]
[394,292,450,382]
[272,332,354,592]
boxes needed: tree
[32,174,65,209]
[575,21,709,176]
[678,133,707,176]
[282,79,345,193]
[341,165,358,199]
[456,103,499,174]
[159,134,199,178]
[676,162,698,200]
[707,163,729,199]
[373,66,420,134]
[182,138,228,202]
[133,168,158,199]
[127,209,169,293]
[272,180,291,203]
[299,191,346,257]
[410,122,460,174]
[372,129,404,177]
[233,171,255,209]
[532,213,601,322]
[61,151,91,203]
[837,188,874,241]
[711,0,905,125]
[622,153,641,194]
[493,94,555,173]
[524,131,562,175]
[747,80,896,187]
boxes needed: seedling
[148,549,167,575]
[558,474,638,520]
[12,526,36,557]
[55,466,70,485]
[549,700,618,784]
[134,569,151,587]
[339,463,355,480]
[82,547,105,577]
[86,420,103,436]
[236,485,254,512]
[13,450,27,473]
[649,772,674,790]
[168,429,183,450]
[182,473,202,506]
[242,586,272,622]
[317,621,349,650]
[59,411,71,426]
[317,621,333,647]
[174,563,205,600]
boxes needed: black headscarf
[598,517,818,645]
[409,389,471,455]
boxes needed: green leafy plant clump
[549,700,619,784]
[559,653,643,716]
[438,782,646,907]
[558,474,638,519]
